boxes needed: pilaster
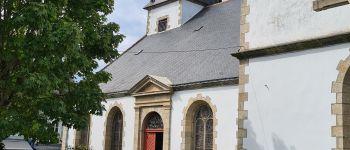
[237,0,250,149]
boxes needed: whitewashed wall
[147,0,205,35]
[148,1,180,35]
[65,96,135,150]
[181,0,203,24]
[170,85,238,150]
[65,85,238,150]
[66,128,75,148]
[90,96,135,150]
[246,0,350,49]
[244,43,350,150]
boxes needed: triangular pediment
[139,83,164,93]
[129,75,172,96]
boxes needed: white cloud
[108,0,148,52]
[95,0,149,70]
[117,35,140,52]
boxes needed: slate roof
[144,0,221,10]
[144,0,177,10]
[101,0,241,94]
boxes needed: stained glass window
[111,111,123,150]
[146,112,163,129]
[194,105,213,150]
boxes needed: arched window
[194,105,213,150]
[105,107,123,150]
[111,111,123,150]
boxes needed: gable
[139,82,167,93]
[129,75,173,96]
[100,0,240,94]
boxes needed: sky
[108,0,149,52]
[96,0,149,70]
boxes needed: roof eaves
[143,0,179,10]
[105,77,238,99]
[232,32,350,59]
[172,77,238,91]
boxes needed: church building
[232,0,350,150]
[62,0,241,149]
[62,0,350,149]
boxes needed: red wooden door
[144,132,156,150]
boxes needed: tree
[0,0,123,143]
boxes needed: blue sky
[96,0,149,70]
[108,0,149,52]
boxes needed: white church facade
[61,0,350,150]
[62,0,240,150]
[232,0,350,150]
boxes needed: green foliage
[0,142,4,150]
[0,0,123,143]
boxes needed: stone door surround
[129,75,173,150]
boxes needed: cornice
[232,32,350,59]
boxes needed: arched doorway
[143,112,164,150]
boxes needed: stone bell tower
[144,0,223,35]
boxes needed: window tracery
[111,112,123,150]
[146,112,163,129]
[194,105,213,150]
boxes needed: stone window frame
[180,94,218,150]
[156,15,170,33]
[313,0,350,11]
[103,102,126,150]
[331,51,350,149]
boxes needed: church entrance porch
[130,75,172,150]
